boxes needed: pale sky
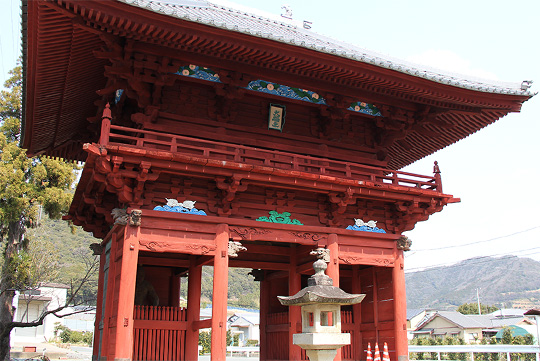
[3,0,538,272]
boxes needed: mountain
[405,256,540,310]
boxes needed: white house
[11,283,69,344]
[63,306,96,333]
[227,312,260,346]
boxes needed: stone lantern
[278,248,365,361]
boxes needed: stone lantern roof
[278,249,365,306]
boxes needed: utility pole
[476,288,482,315]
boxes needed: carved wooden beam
[214,175,247,215]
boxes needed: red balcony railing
[99,121,442,192]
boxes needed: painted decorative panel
[115,89,124,104]
[246,80,327,105]
[175,65,222,82]
[347,101,382,117]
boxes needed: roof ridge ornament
[281,4,293,19]
[521,80,533,91]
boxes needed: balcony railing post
[392,171,399,185]
[434,161,443,192]
[99,103,112,146]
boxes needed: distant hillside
[405,256,540,310]
[29,216,100,304]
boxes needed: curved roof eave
[120,0,535,97]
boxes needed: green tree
[0,65,85,361]
[499,328,535,361]
[199,331,211,354]
[456,302,499,315]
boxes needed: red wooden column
[102,232,120,360]
[327,234,340,287]
[393,250,408,361]
[326,234,341,361]
[352,265,363,361]
[113,219,140,360]
[186,255,203,361]
[92,242,107,358]
[289,245,302,361]
[259,273,269,361]
[211,224,230,361]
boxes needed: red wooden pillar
[92,242,107,358]
[211,224,229,361]
[170,271,181,307]
[393,250,408,361]
[326,234,341,361]
[259,273,269,361]
[327,234,339,287]
[289,245,302,360]
[113,222,140,361]
[102,233,120,360]
[186,255,203,361]
[352,265,363,361]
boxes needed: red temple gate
[21,1,532,360]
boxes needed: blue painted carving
[153,204,207,216]
[115,89,124,104]
[346,218,386,233]
[347,101,382,117]
[346,224,386,233]
[175,65,221,82]
[246,80,327,105]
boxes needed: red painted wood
[185,256,202,361]
[101,231,122,360]
[133,305,187,360]
[352,266,363,361]
[259,275,269,361]
[326,235,341,361]
[92,242,106,358]
[288,246,302,360]
[210,224,229,361]
[393,251,408,361]
[192,319,212,330]
[105,124,441,192]
[112,225,140,360]
[266,312,289,360]
[327,234,340,287]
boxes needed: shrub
[199,331,211,354]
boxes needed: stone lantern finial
[308,248,332,286]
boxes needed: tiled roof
[417,311,491,330]
[488,308,526,318]
[121,0,533,96]
[416,311,534,331]
[407,308,425,320]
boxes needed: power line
[410,225,540,252]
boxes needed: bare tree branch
[0,255,99,340]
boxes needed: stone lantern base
[294,332,351,361]
[305,349,340,361]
